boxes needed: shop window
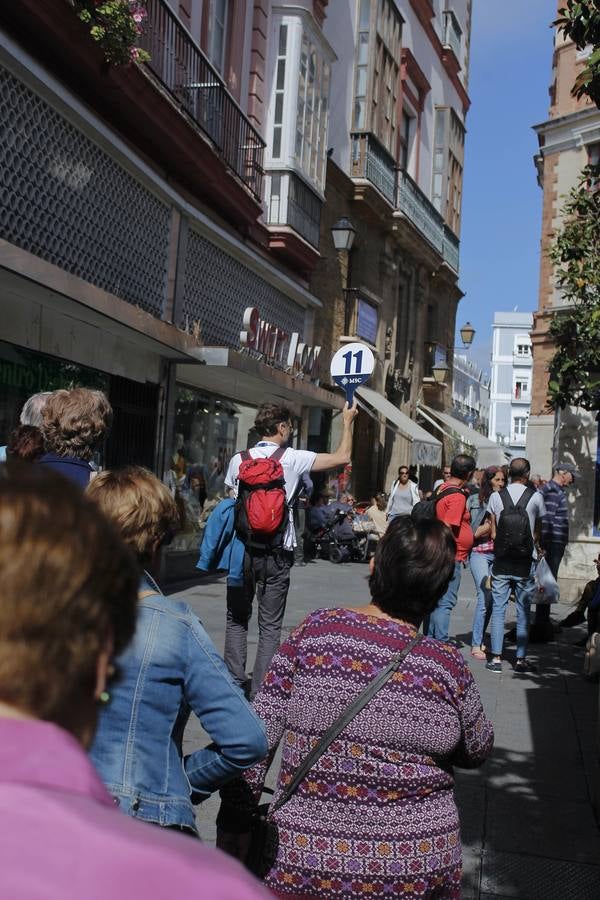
[166,386,257,554]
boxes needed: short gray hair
[19,392,53,428]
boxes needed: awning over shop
[356,386,442,467]
[417,404,509,467]
[177,347,343,413]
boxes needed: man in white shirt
[486,457,546,674]
[224,400,357,697]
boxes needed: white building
[451,354,490,436]
[489,312,533,455]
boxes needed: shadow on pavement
[453,622,600,898]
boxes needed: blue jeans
[425,561,462,641]
[490,567,535,659]
[469,551,494,648]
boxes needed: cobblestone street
[173,559,600,898]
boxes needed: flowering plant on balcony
[70,1,150,65]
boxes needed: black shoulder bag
[246,632,423,878]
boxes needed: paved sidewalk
[173,559,600,898]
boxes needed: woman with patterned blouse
[218,517,494,899]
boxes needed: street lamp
[331,217,356,252]
[432,361,449,385]
[458,321,476,348]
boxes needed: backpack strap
[270,446,287,463]
[240,450,251,462]
[499,488,515,512]
[433,485,465,508]
[515,486,536,509]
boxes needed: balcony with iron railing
[396,170,460,273]
[350,133,396,205]
[140,0,265,201]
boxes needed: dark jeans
[224,550,293,699]
[534,545,565,627]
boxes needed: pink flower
[129,46,141,61]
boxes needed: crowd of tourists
[0,387,499,899]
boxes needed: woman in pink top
[0,463,267,900]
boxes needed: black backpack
[411,485,466,524]
[494,487,535,560]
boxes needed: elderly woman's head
[0,463,138,744]
[42,388,112,461]
[87,466,179,566]
[369,516,456,625]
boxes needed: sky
[455,0,557,374]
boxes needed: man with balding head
[486,457,546,674]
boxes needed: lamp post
[432,360,449,385]
[331,217,356,334]
[458,321,476,349]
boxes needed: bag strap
[515,486,535,509]
[270,446,286,463]
[240,450,251,462]
[499,488,514,512]
[270,632,423,814]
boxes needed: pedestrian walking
[87,467,267,834]
[467,466,506,660]
[433,463,452,491]
[39,387,112,486]
[0,464,268,900]
[486,457,546,673]
[424,454,476,643]
[216,517,493,898]
[532,461,577,642]
[224,400,358,698]
[385,464,420,519]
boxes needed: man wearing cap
[533,462,577,641]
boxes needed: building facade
[527,4,600,598]
[451,353,489,438]
[0,0,339,579]
[306,0,474,498]
[489,312,533,457]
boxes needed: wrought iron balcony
[350,133,396,205]
[140,0,265,201]
[396,170,460,273]
[266,172,322,248]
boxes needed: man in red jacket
[425,454,476,643]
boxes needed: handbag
[245,632,423,878]
[583,632,600,678]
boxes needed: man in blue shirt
[532,462,577,641]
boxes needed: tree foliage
[555,2,600,105]
[547,166,600,409]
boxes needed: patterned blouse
[220,608,494,899]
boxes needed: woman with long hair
[468,465,506,659]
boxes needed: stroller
[304,505,368,563]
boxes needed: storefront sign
[239,307,321,379]
[330,342,375,404]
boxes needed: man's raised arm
[311,401,358,473]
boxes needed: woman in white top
[386,466,420,519]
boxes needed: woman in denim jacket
[88,467,267,835]
[467,466,505,660]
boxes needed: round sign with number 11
[330,342,375,405]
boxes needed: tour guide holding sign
[224,400,358,699]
